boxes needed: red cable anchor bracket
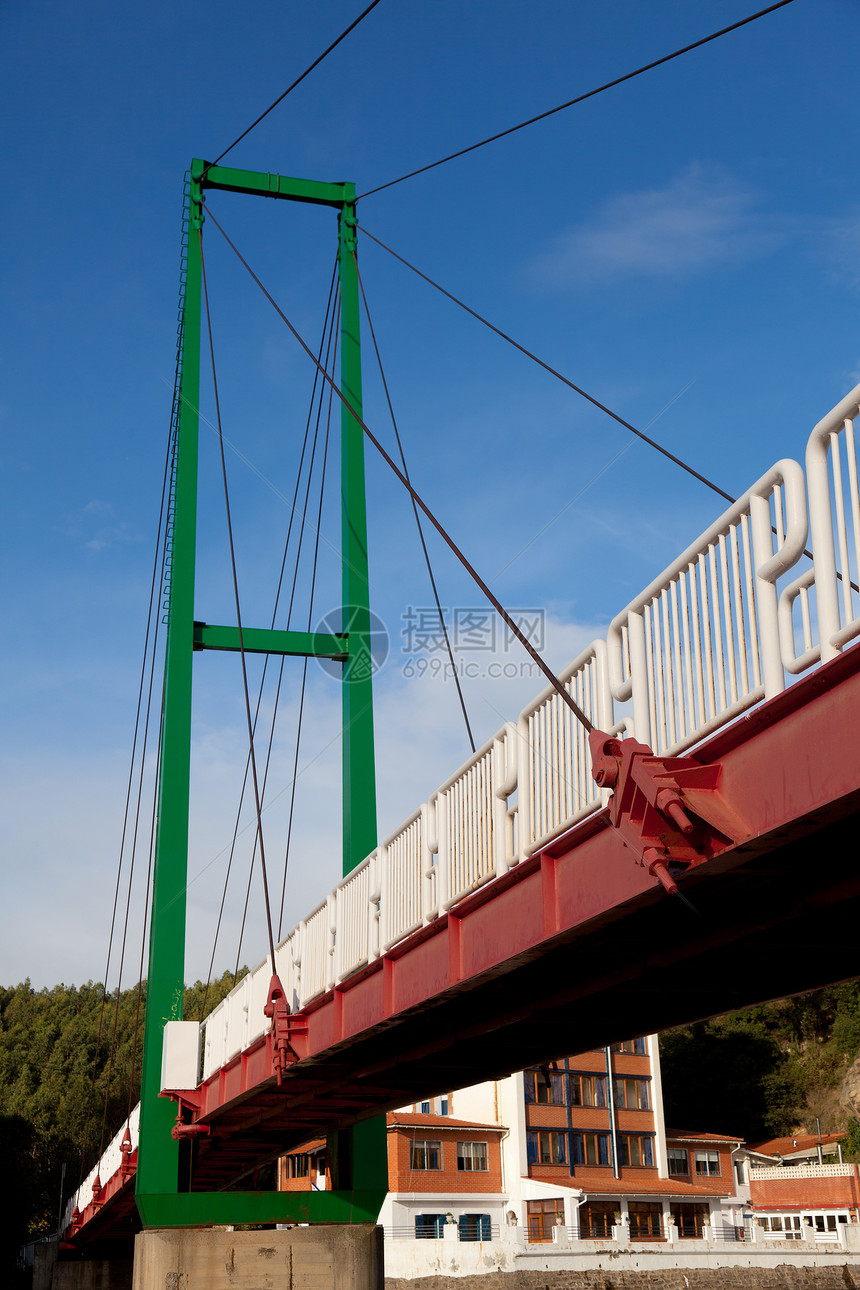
[119,1124,134,1179]
[589,729,749,894]
[264,973,307,1084]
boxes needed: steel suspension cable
[128,461,192,1091]
[99,436,179,1155]
[202,256,339,1013]
[357,1,796,200]
[126,704,162,1119]
[354,254,476,753]
[204,205,594,733]
[199,228,279,969]
[206,0,384,174]
[358,224,734,506]
[359,225,856,587]
[278,306,339,937]
[235,296,340,972]
[78,381,177,1181]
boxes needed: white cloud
[528,163,789,288]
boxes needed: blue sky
[2,0,858,988]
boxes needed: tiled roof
[666,1129,744,1144]
[386,1112,506,1132]
[283,1138,325,1156]
[748,1132,845,1156]
[524,1174,732,1197]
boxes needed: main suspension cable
[358,224,734,506]
[207,0,384,174]
[354,253,476,753]
[204,204,594,733]
[357,1,796,199]
[199,227,279,969]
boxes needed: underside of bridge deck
[71,641,860,1251]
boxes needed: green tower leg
[329,196,388,1198]
[135,172,202,1205]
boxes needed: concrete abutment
[129,1224,383,1290]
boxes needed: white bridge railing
[62,1103,139,1237]
[196,382,860,1081]
[67,383,860,1231]
[187,383,860,1082]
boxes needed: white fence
[193,382,860,1080]
[750,1163,855,1181]
[71,384,860,1225]
[781,385,860,671]
[607,460,808,754]
[62,1102,139,1236]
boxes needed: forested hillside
[0,971,241,1266]
[659,981,860,1148]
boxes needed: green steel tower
[135,162,387,1229]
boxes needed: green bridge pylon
[135,161,387,1229]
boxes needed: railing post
[627,610,651,745]
[806,431,845,663]
[516,714,531,859]
[435,792,450,912]
[750,491,785,699]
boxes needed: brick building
[278,1111,509,1239]
[374,1035,748,1242]
[277,1042,860,1253]
[740,1131,859,1241]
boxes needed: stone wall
[52,1261,133,1290]
[386,1267,860,1290]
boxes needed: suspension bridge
[61,163,860,1245]
[32,5,857,1282]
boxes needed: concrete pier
[131,1224,383,1290]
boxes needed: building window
[672,1203,709,1239]
[667,1148,689,1176]
[628,1202,663,1241]
[418,1096,449,1116]
[457,1141,488,1171]
[525,1068,566,1104]
[570,1073,607,1107]
[527,1130,567,1165]
[415,1213,447,1239]
[410,1139,442,1170]
[694,1150,721,1177]
[610,1038,647,1055]
[459,1214,491,1242]
[580,1201,616,1239]
[572,1132,611,1167]
[613,1076,651,1109]
[527,1198,565,1242]
[283,1154,310,1178]
[619,1134,655,1167]
[756,1215,803,1239]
